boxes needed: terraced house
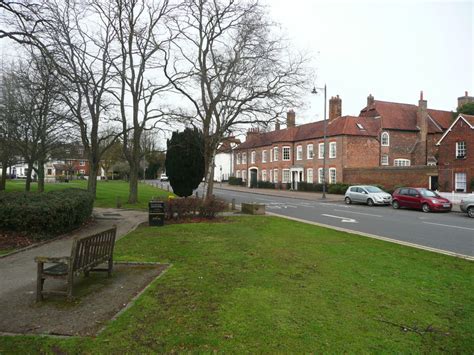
[233,92,474,190]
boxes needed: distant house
[233,92,468,190]
[214,137,241,182]
[436,113,474,192]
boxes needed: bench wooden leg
[107,258,113,277]
[36,262,44,302]
[67,272,74,301]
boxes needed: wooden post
[116,196,122,208]
[195,191,199,198]
[231,198,236,210]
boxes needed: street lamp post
[311,84,327,199]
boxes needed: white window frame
[318,143,325,159]
[236,153,241,165]
[79,169,85,175]
[79,160,85,166]
[251,151,256,164]
[318,168,325,184]
[381,155,389,166]
[273,169,279,183]
[262,170,267,182]
[394,159,411,167]
[242,152,247,164]
[381,132,390,146]
[296,145,303,160]
[242,170,247,181]
[455,172,467,192]
[262,150,267,163]
[236,170,241,178]
[307,144,314,159]
[456,141,466,158]
[282,169,290,183]
[270,148,273,162]
[273,147,279,161]
[329,168,336,184]
[269,169,273,182]
[307,168,313,183]
[282,146,291,161]
[329,142,336,159]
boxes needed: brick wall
[343,136,380,168]
[343,166,438,190]
[437,118,474,192]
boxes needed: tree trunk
[25,161,35,191]
[128,163,139,204]
[0,161,7,191]
[88,163,99,198]
[37,160,45,192]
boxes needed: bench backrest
[70,226,117,272]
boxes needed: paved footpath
[0,208,148,302]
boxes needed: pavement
[0,208,148,303]
[214,183,463,212]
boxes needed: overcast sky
[266,0,473,124]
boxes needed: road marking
[333,209,383,217]
[322,214,357,223]
[422,222,474,231]
[266,211,474,261]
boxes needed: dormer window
[356,123,365,130]
[381,132,389,146]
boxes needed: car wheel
[422,203,430,213]
[392,200,399,209]
[345,197,352,205]
[468,207,474,218]
[367,198,374,207]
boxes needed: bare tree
[90,0,175,203]
[0,0,121,197]
[165,0,311,197]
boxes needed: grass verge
[4,180,172,210]
[0,216,472,353]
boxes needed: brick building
[233,92,469,190]
[436,113,474,192]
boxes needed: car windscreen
[365,186,383,193]
[419,189,439,197]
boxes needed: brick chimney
[329,95,342,120]
[286,109,295,128]
[246,127,260,138]
[275,121,280,131]
[416,90,428,165]
[367,94,374,107]
[457,91,474,109]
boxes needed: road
[211,187,474,258]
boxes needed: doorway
[429,175,439,190]
[250,168,258,188]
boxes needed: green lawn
[0,216,472,353]
[4,180,172,210]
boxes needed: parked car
[460,198,474,218]
[344,185,392,206]
[391,187,452,212]
[160,173,168,182]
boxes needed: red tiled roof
[461,113,474,126]
[236,115,380,150]
[359,100,453,132]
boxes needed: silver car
[460,198,474,218]
[345,185,392,206]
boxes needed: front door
[250,169,258,188]
[429,176,438,190]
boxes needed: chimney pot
[466,91,469,97]
[420,90,423,100]
[329,95,342,120]
[367,94,374,107]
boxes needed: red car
[392,187,452,213]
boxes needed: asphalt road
[211,187,474,258]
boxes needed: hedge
[0,189,94,238]
[256,180,275,189]
[228,177,244,186]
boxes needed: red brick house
[233,92,464,190]
[436,113,474,192]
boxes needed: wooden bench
[35,226,117,301]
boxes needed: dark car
[392,187,452,213]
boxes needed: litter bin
[149,201,165,226]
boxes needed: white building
[213,137,241,182]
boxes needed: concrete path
[0,208,148,302]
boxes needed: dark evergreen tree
[457,102,474,116]
[165,128,205,197]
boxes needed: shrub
[327,183,350,195]
[298,182,324,192]
[0,189,94,239]
[164,196,227,220]
[256,180,275,189]
[228,177,244,186]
